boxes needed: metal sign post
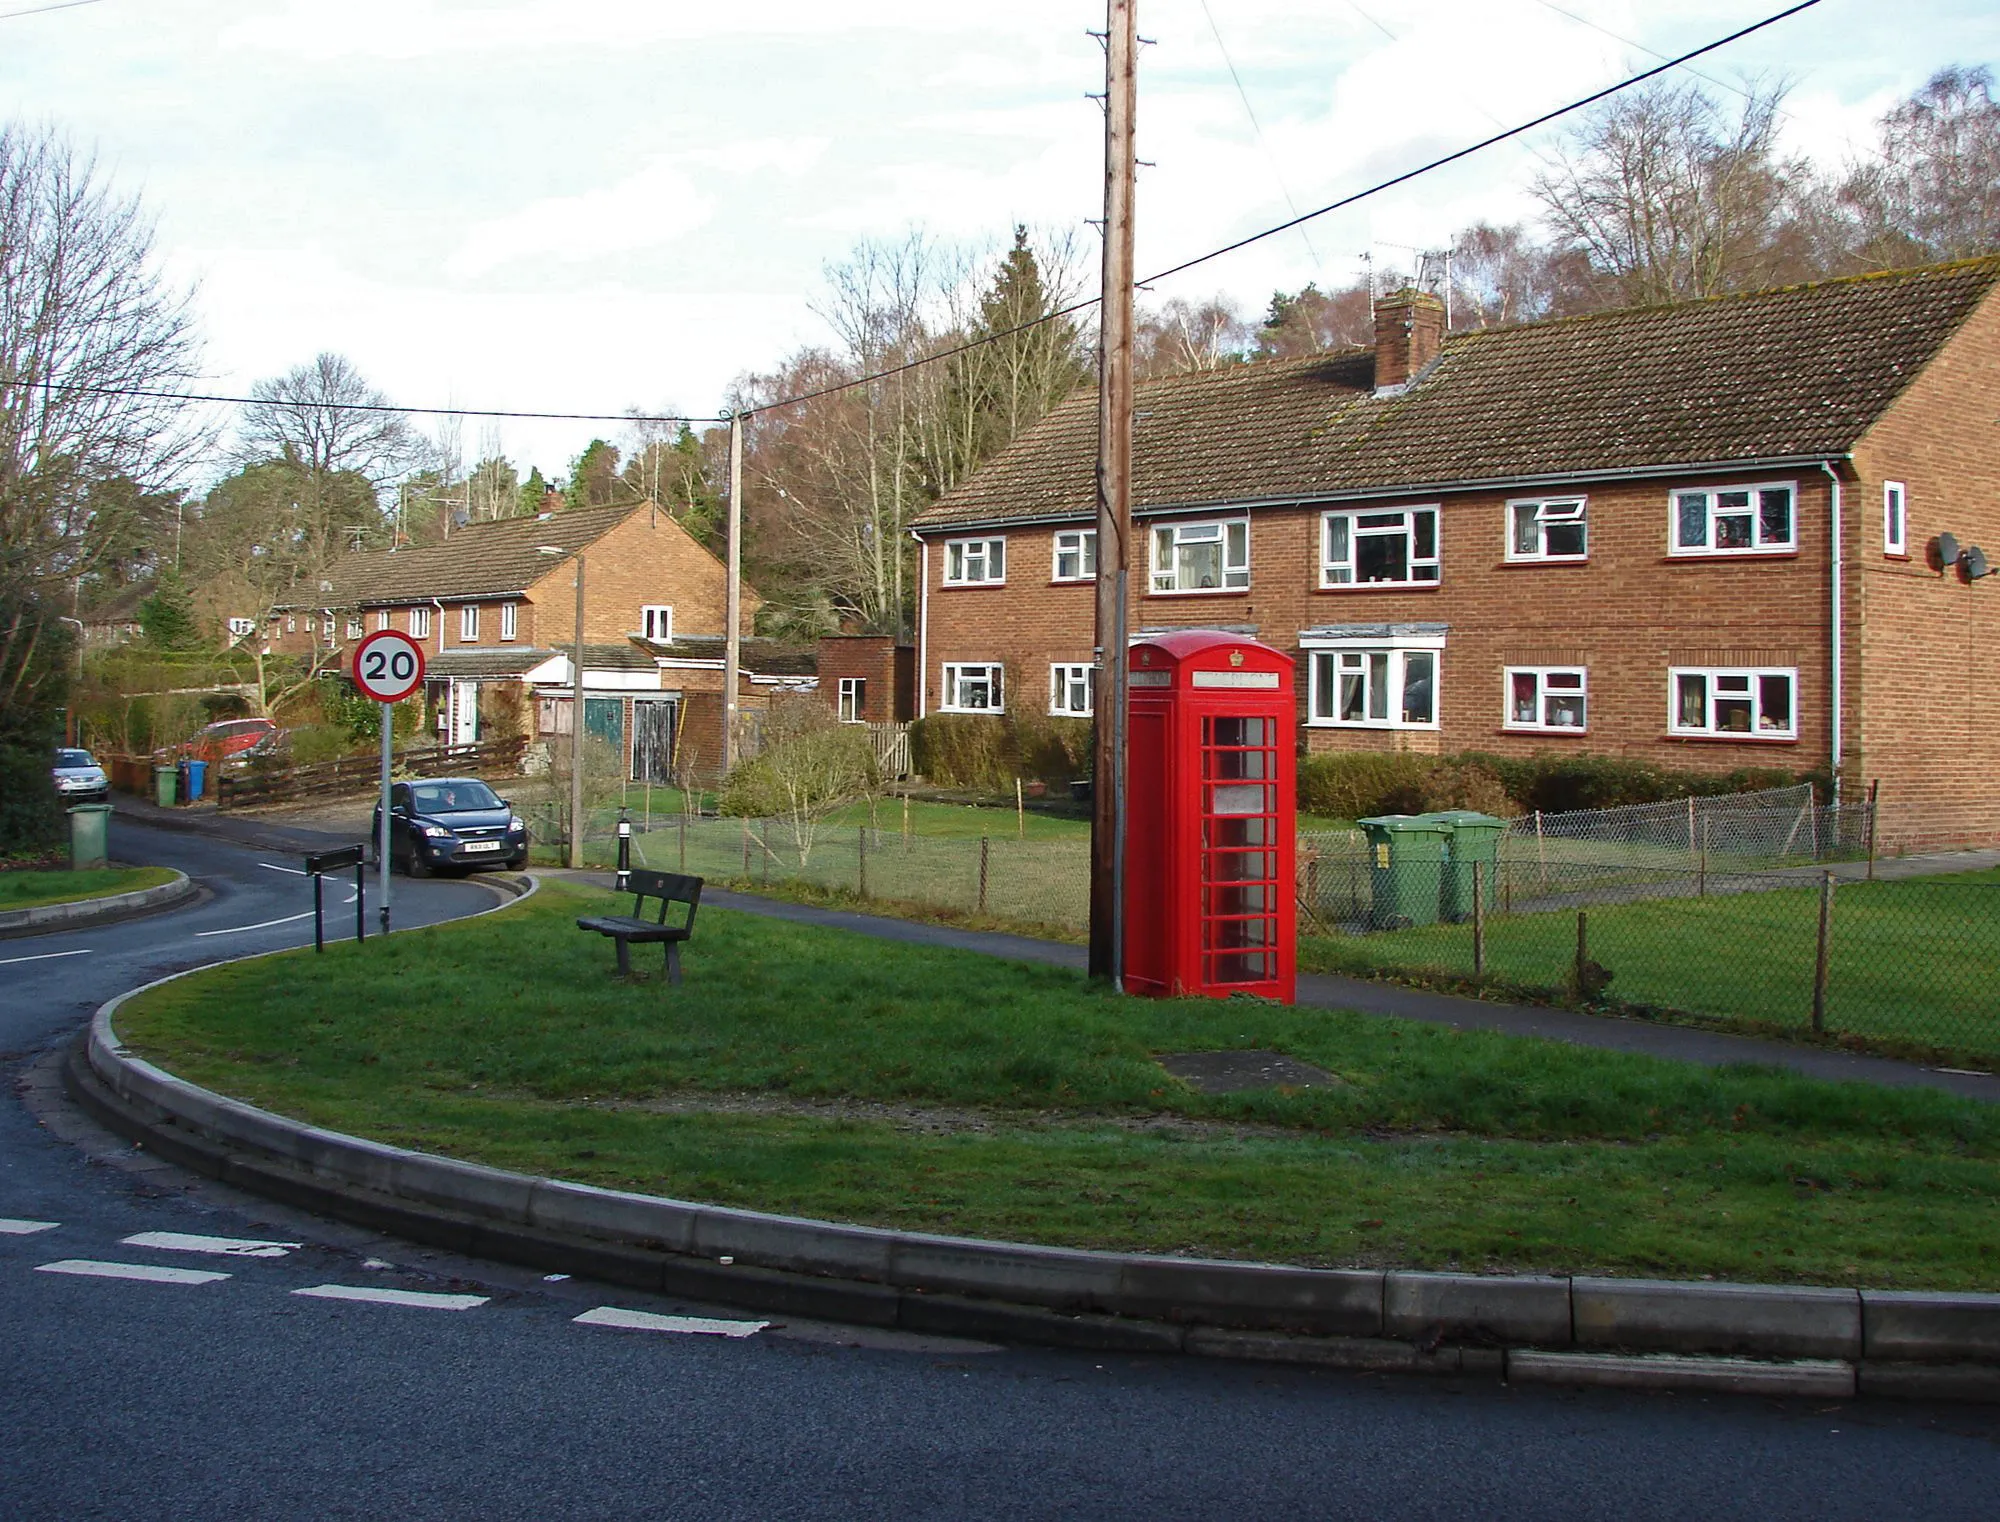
[305,844,367,951]
[350,629,427,937]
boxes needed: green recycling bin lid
[1357,814,1455,834]
[66,802,112,814]
[1427,810,1506,829]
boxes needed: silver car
[52,747,109,805]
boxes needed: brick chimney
[1373,288,1446,395]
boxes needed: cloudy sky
[6,0,1997,483]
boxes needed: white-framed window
[944,538,1006,585]
[1670,667,1796,739]
[1884,481,1907,556]
[1507,497,1588,561]
[837,677,866,723]
[304,616,316,633]
[410,606,431,639]
[500,601,517,641]
[1505,667,1587,732]
[285,616,296,633]
[1053,529,1097,582]
[941,662,1004,713]
[1304,636,1442,729]
[1671,482,1796,554]
[641,604,673,641]
[1321,507,1439,586]
[1050,662,1094,717]
[1151,517,1249,593]
[376,609,391,632]
[460,603,479,641]
[345,617,363,640]
[227,617,256,639]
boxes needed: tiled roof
[915,258,2000,529]
[276,503,644,608]
[426,648,559,679]
[651,635,819,677]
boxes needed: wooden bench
[575,869,703,983]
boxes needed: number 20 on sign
[351,629,426,703]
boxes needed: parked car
[224,727,292,772]
[51,747,109,805]
[371,777,528,875]
[174,717,277,764]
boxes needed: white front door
[451,681,479,746]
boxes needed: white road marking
[258,862,309,876]
[574,1307,769,1338]
[0,1218,61,1235]
[120,1230,300,1258]
[194,910,316,938]
[35,1259,230,1285]
[0,948,92,966]
[292,1284,488,1311]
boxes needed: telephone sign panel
[1124,630,1296,1003]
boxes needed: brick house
[268,501,783,781]
[911,258,2000,850]
[814,635,916,724]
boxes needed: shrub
[1456,751,1827,814]
[1011,712,1093,783]
[1297,752,1437,818]
[911,713,1017,791]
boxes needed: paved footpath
[557,877,2000,1105]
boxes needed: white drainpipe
[913,533,929,720]
[1819,462,1844,804]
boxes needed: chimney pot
[1373,288,1446,395]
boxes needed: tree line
[2,66,1996,848]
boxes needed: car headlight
[508,816,526,833]
[421,824,454,839]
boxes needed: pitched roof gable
[281,502,646,608]
[916,257,2000,529]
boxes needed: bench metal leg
[665,942,681,986]
[614,938,631,977]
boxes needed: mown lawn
[115,880,2000,1290]
[1304,870,2000,1066]
[0,865,176,912]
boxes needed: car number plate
[461,841,503,853]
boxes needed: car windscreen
[411,781,501,813]
[54,749,94,768]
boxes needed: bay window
[1305,632,1442,729]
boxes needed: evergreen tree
[137,568,204,651]
[565,440,623,510]
[517,466,551,516]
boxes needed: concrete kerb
[0,870,196,938]
[69,869,2000,1403]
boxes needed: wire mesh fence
[1501,785,1874,871]
[1310,855,2000,1065]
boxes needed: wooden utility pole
[1088,0,1137,987]
[723,411,744,777]
[569,554,586,869]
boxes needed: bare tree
[1135,295,1252,378]
[1844,66,2000,266]
[1531,78,1811,308]
[1447,223,1582,328]
[235,353,418,484]
[0,123,204,585]
[1255,281,1374,356]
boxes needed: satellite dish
[1968,546,1991,580]
[1935,532,1961,573]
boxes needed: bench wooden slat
[575,870,703,983]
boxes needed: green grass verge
[0,865,176,912]
[114,880,2000,1290]
[1303,870,2000,1067]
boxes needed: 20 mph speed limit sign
[351,628,426,703]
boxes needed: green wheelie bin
[1435,810,1507,922]
[1357,814,1452,930]
[68,803,111,870]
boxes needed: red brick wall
[814,636,911,722]
[918,472,1840,779]
[529,508,756,647]
[1849,285,2000,850]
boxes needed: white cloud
[446,160,715,279]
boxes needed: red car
[178,717,278,764]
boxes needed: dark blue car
[372,777,528,876]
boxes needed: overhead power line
[28,380,722,426]
[0,0,103,20]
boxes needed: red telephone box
[1123,630,1296,1003]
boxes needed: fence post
[1699,820,1709,897]
[1016,777,1024,839]
[1866,779,1880,881]
[978,835,990,913]
[1812,871,1834,1034]
[679,812,687,872]
[1687,795,1697,859]
[741,819,750,877]
[760,822,770,887]
[858,825,868,900]
[1472,860,1485,978]
[1305,850,1319,921]
[902,790,911,848]
[1575,910,1587,995]
[1535,809,1548,889]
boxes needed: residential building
[911,258,2000,850]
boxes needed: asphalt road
[3,821,1998,1520]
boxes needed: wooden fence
[216,737,527,810]
[865,721,912,779]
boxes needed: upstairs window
[460,603,479,642]
[1507,497,1587,561]
[1505,667,1587,732]
[376,609,391,632]
[941,662,1003,713]
[345,617,363,641]
[1151,518,1249,593]
[410,606,431,639]
[1053,529,1097,582]
[1884,481,1907,556]
[641,604,673,641]
[227,617,256,639]
[1322,507,1439,586]
[944,538,1006,585]
[1672,482,1796,554]
[837,677,866,723]
[500,602,517,641]
[1050,662,1094,717]
[1671,667,1796,739]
